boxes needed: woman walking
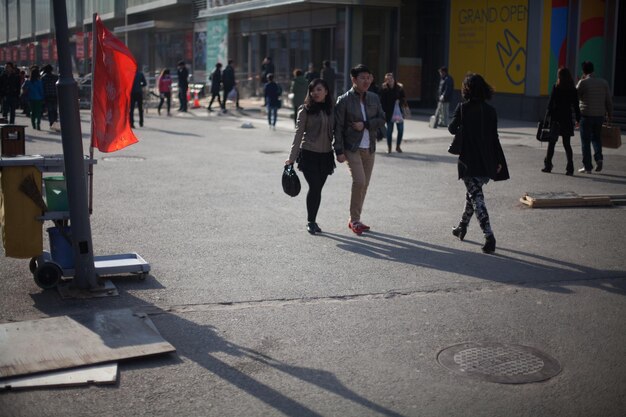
[22,68,44,130]
[448,73,509,254]
[542,67,580,175]
[157,68,172,116]
[379,73,407,153]
[285,79,335,234]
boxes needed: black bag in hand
[536,115,559,142]
[282,164,301,197]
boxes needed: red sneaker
[348,221,364,235]
[359,222,371,231]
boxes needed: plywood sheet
[0,362,118,390]
[0,309,175,378]
[520,192,613,208]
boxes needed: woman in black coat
[448,73,509,254]
[542,67,580,175]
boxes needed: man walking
[435,66,454,127]
[41,65,59,130]
[334,64,386,235]
[0,62,21,124]
[177,60,189,112]
[576,61,613,173]
[130,68,147,128]
[222,60,241,111]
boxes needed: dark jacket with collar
[547,84,580,137]
[448,100,509,181]
[334,87,386,155]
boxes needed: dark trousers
[208,92,222,110]
[579,115,604,170]
[45,97,58,126]
[303,170,329,223]
[2,96,18,124]
[545,135,573,171]
[130,92,144,127]
[158,92,171,114]
[179,88,188,111]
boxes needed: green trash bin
[44,176,69,211]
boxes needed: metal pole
[52,0,98,290]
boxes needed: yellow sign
[449,0,528,94]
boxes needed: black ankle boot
[482,235,496,254]
[452,224,467,241]
[566,161,574,176]
[541,158,552,173]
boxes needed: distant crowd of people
[0,62,59,130]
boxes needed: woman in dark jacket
[379,72,408,153]
[542,67,580,175]
[448,73,509,254]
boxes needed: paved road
[1,102,625,417]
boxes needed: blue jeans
[579,115,604,170]
[267,105,278,126]
[386,121,404,148]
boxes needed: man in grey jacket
[435,66,454,127]
[576,61,613,173]
[334,64,386,235]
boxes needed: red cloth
[92,15,138,152]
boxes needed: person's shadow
[319,231,626,295]
[29,279,407,417]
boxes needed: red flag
[92,15,138,153]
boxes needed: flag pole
[88,13,96,215]
[51,0,98,290]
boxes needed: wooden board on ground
[0,308,175,378]
[520,191,613,208]
[0,362,118,390]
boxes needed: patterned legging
[460,176,493,237]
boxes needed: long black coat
[546,84,580,137]
[448,100,510,181]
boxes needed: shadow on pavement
[29,281,406,417]
[320,231,626,295]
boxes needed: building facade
[1,0,624,121]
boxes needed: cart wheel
[34,263,62,290]
[138,273,148,281]
[29,257,38,273]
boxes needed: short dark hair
[293,69,303,77]
[461,73,494,101]
[42,64,53,74]
[267,73,274,82]
[350,64,370,78]
[323,60,330,67]
[581,61,594,75]
[177,60,185,66]
[439,66,448,73]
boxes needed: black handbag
[536,114,559,142]
[282,164,301,197]
[448,105,462,155]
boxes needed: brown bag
[601,124,622,149]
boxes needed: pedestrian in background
[576,60,613,173]
[541,67,580,175]
[259,56,274,95]
[0,62,21,124]
[448,73,509,254]
[41,64,59,130]
[157,68,172,116]
[321,60,336,99]
[22,67,44,130]
[177,60,189,112]
[130,68,147,128]
[289,69,308,127]
[435,66,454,127]
[285,79,335,235]
[305,63,319,83]
[207,62,223,112]
[334,64,386,235]
[222,59,242,111]
[264,73,282,130]
[380,72,408,153]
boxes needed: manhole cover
[101,156,145,162]
[437,342,561,384]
